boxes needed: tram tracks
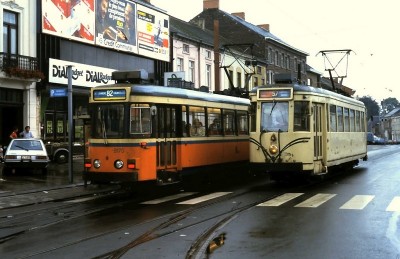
[1,173,327,259]
[89,181,315,259]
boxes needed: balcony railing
[0,52,44,80]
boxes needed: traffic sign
[50,88,67,97]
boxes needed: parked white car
[2,138,50,175]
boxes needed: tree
[358,96,380,118]
[381,97,399,114]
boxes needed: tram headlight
[93,159,101,169]
[269,145,278,155]
[114,160,124,169]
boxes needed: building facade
[36,0,170,143]
[191,0,309,88]
[0,0,42,146]
[169,16,254,94]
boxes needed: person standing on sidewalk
[20,126,34,138]
[9,126,18,139]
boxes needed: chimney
[232,12,245,20]
[258,24,270,32]
[203,0,219,10]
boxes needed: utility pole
[67,65,73,184]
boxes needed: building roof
[218,9,308,56]
[190,8,308,59]
[170,16,219,47]
[384,107,400,118]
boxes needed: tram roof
[126,84,251,106]
[252,84,364,106]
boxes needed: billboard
[137,5,169,61]
[95,0,138,53]
[42,0,95,44]
[42,0,169,62]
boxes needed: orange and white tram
[249,81,368,179]
[83,71,250,185]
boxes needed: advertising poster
[136,5,169,62]
[95,0,138,54]
[42,0,170,62]
[42,0,95,44]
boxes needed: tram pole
[67,65,73,184]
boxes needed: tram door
[156,106,179,178]
[313,103,324,163]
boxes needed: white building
[0,0,42,145]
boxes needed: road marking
[339,195,375,210]
[386,197,400,211]
[295,193,336,208]
[140,192,197,205]
[257,193,304,207]
[65,196,99,203]
[176,192,232,205]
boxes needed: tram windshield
[93,104,124,139]
[261,102,289,132]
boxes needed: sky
[151,0,400,102]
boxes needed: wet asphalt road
[1,145,400,259]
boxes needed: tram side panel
[326,132,367,167]
[179,137,249,169]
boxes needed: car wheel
[55,151,69,164]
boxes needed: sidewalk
[0,158,121,210]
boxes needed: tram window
[130,105,151,136]
[182,106,188,137]
[337,106,344,132]
[329,105,337,132]
[188,106,205,136]
[344,108,350,132]
[223,110,235,135]
[94,104,124,138]
[261,102,288,132]
[355,110,361,132]
[237,111,248,135]
[157,106,177,138]
[208,108,222,135]
[349,109,355,132]
[361,112,366,132]
[294,101,310,131]
[250,102,257,132]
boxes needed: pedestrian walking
[20,126,34,138]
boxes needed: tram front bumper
[250,162,303,173]
[83,171,138,183]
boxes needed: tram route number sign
[93,89,127,101]
[258,88,292,100]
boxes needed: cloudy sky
[151,0,399,102]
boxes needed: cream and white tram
[249,81,368,179]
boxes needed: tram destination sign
[93,89,127,101]
[258,88,293,100]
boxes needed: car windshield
[10,140,44,151]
